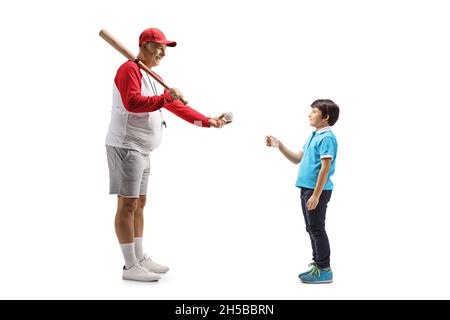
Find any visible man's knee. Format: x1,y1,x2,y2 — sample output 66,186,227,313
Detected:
118,197,139,215
138,195,146,210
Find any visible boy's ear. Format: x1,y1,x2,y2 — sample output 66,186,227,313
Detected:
323,114,330,121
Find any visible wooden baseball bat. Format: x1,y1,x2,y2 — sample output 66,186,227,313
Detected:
99,29,187,104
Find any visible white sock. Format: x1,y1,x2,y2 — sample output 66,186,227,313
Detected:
134,237,145,261
120,242,137,269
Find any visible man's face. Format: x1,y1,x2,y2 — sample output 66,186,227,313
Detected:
308,107,328,128
144,42,167,67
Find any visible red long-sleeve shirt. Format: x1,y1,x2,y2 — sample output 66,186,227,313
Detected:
106,61,210,153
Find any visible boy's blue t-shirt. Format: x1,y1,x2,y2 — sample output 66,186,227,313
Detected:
296,127,338,190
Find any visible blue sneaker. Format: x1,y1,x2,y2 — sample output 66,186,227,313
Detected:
298,263,317,279
300,265,333,283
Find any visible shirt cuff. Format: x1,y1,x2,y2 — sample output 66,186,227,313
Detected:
163,91,174,103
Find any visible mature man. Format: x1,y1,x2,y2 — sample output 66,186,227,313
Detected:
105,27,229,281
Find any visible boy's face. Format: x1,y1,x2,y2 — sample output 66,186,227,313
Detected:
308,107,329,128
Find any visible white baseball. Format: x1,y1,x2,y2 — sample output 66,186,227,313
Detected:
224,112,233,121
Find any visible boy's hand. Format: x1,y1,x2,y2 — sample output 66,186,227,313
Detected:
266,135,280,148
307,194,320,211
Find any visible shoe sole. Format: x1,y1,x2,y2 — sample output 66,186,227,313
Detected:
122,277,160,282
300,280,333,284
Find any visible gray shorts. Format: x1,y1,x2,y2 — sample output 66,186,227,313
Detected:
106,145,150,198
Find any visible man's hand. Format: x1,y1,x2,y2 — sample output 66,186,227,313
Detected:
265,135,280,148
307,194,320,211
208,113,232,128
169,88,186,103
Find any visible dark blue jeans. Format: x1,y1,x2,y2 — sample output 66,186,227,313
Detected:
300,188,332,269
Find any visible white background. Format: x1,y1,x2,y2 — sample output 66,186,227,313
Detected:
0,0,449,299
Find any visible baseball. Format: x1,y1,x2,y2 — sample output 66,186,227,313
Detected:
224,112,233,121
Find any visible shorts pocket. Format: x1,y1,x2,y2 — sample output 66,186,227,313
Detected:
116,148,131,162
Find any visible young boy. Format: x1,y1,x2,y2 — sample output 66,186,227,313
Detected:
266,99,339,283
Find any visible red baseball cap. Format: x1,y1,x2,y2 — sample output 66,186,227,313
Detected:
139,28,177,47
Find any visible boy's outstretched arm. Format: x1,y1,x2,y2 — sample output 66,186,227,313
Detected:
266,135,303,164
306,158,331,211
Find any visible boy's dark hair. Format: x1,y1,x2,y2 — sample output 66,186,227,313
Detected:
311,99,340,126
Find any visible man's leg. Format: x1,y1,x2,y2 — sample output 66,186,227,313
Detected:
134,194,169,274
115,195,160,281
134,195,146,238
115,196,139,268
115,196,138,243
107,146,160,281
134,195,146,261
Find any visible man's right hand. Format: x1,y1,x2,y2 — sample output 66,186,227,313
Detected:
169,88,184,102
265,135,280,148
208,113,232,128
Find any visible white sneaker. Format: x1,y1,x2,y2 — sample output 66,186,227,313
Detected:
140,254,169,273
122,262,161,282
